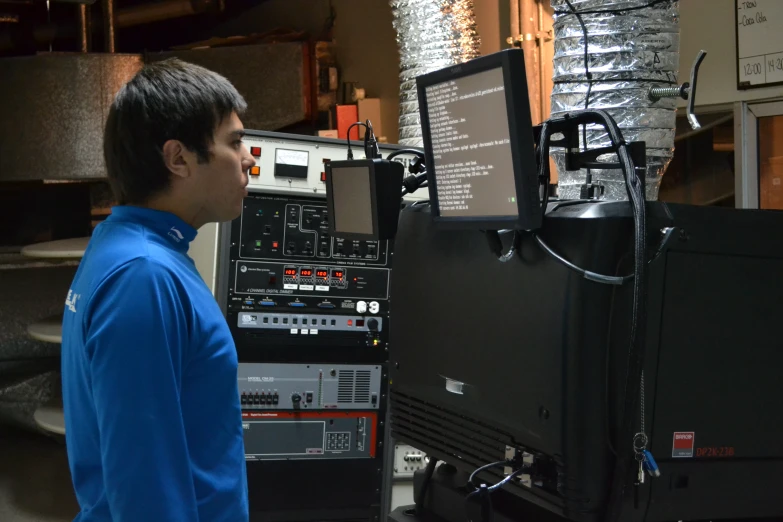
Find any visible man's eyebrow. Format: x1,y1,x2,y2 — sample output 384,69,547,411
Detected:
230,129,246,138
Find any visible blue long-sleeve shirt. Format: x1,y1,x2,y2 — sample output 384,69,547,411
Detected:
61,205,248,522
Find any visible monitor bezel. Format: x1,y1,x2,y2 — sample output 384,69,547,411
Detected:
325,159,380,241
416,49,541,230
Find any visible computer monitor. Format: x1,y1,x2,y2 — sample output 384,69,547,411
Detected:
416,48,541,230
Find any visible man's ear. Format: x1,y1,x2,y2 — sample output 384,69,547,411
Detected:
162,139,191,180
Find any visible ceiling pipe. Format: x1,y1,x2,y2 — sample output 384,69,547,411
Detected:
0,0,222,52
101,0,114,52
76,2,88,52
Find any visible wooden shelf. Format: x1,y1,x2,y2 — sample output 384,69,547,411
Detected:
21,237,89,259
34,398,65,435
27,314,63,344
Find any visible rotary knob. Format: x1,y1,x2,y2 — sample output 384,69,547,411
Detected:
291,393,302,409
367,319,379,331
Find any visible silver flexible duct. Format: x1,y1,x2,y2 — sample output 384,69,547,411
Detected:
550,0,680,201
390,0,481,146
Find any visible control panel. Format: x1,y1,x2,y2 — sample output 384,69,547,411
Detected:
238,363,383,410
232,262,388,305
241,130,427,203
242,411,377,460
239,199,387,261
224,193,391,360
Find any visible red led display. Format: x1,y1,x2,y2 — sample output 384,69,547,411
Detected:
316,270,328,279
300,268,313,277
332,270,344,279
284,268,297,276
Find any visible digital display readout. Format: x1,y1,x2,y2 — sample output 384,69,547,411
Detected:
300,268,313,277
316,270,329,279
331,270,344,279
284,268,297,276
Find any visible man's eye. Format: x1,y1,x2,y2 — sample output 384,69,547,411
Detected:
233,140,243,149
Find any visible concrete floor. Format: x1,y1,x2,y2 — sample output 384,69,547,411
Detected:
0,425,414,522
0,427,78,522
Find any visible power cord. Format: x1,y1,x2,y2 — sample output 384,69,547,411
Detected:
464,460,528,522
533,234,632,285
346,119,380,160
388,148,428,197
414,457,439,515
345,121,369,160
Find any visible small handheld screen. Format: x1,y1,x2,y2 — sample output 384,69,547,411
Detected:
330,166,374,235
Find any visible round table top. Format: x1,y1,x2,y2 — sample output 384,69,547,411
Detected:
34,399,65,435
21,237,90,259
27,314,63,344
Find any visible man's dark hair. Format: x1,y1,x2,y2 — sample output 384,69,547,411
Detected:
104,58,247,205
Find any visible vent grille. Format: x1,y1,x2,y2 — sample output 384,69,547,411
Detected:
390,390,509,472
355,370,371,403
338,370,354,403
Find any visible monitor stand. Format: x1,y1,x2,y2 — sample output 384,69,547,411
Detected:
388,462,566,522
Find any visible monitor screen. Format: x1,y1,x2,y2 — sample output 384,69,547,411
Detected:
423,66,518,219
330,165,374,235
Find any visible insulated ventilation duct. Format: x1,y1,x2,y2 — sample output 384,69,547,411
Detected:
390,0,481,146
550,0,680,201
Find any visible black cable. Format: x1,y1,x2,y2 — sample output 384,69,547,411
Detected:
415,457,439,515
363,119,381,159
533,234,632,285
535,108,647,522
537,120,552,221
387,148,426,161
465,485,493,522
553,0,670,15
345,122,369,160
484,231,518,262
581,110,647,522
563,0,593,186
465,461,527,522
402,172,428,195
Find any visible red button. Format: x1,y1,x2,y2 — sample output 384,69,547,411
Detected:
250,146,261,157
321,172,327,182
347,319,353,326
272,241,279,248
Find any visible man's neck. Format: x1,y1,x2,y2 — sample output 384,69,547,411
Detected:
138,195,208,230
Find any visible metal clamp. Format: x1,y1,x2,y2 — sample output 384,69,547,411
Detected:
649,50,707,130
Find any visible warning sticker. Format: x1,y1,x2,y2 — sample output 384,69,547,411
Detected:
672,432,695,458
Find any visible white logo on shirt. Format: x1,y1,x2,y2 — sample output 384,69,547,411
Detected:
65,289,80,313
168,227,184,242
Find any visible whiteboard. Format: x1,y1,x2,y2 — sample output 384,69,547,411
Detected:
736,0,783,89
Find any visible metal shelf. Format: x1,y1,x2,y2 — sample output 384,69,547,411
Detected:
34,398,65,435
21,237,89,259
27,314,63,344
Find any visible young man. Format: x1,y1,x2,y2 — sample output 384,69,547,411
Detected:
61,58,255,521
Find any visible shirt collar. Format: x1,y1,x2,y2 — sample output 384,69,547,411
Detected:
107,205,198,250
